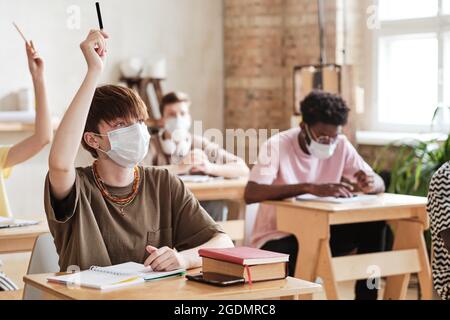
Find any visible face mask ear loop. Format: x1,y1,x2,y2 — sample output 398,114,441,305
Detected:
89,132,109,155
304,125,315,146
96,146,108,155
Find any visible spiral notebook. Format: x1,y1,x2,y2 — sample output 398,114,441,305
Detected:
47,262,186,291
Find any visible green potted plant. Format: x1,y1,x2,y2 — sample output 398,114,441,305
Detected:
374,104,450,196
374,136,450,196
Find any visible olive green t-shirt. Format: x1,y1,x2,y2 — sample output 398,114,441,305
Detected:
44,166,224,271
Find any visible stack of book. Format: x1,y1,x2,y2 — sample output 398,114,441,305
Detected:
199,247,290,284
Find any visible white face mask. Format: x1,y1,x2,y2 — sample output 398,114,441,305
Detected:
165,115,191,133
96,123,150,168
305,126,337,160
160,129,191,158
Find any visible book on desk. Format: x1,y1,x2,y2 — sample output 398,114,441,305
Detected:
199,247,289,284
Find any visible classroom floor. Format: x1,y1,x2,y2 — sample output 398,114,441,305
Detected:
0,253,441,300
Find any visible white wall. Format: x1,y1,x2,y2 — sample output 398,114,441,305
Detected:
0,0,224,218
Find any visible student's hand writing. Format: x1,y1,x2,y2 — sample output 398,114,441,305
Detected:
144,245,188,271
26,41,44,80
354,170,375,194
309,183,354,198
80,29,109,72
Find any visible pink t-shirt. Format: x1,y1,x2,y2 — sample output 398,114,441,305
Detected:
250,127,373,248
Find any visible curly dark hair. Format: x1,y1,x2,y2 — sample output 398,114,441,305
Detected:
300,90,350,126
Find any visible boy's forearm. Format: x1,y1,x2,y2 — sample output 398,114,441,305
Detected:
208,162,249,179
180,233,234,269
32,76,52,145
50,71,100,169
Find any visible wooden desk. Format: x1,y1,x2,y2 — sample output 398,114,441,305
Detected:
185,179,248,243
267,193,432,300
23,269,322,300
0,221,49,254
185,179,248,221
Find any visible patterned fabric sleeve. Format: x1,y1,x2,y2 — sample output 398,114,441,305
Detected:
427,162,450,300
428,164,450,235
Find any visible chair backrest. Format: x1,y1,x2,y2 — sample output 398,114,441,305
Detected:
23,233,59,300
218,220,245,244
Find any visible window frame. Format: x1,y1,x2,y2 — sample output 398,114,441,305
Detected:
367,0,450,132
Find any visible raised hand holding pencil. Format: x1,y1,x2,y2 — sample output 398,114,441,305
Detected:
3,23,52,169
13,22,43,80
49,1,110,198
26,41,44,80
80,29,109,72
79,2,108,73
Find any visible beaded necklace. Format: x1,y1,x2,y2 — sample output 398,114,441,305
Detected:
91,160,140,216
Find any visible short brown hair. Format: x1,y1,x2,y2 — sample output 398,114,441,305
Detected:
160,92,191,115
82,85,149,158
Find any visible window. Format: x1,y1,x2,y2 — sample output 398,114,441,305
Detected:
378,34,438,125
444,0,450,15
379,0,438,20
444,33,450,105
372,0,450,131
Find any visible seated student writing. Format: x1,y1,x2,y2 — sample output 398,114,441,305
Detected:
46,30,233,272
427,164,450,300
244,91,386,300
0,41,53,218
143,92,249,221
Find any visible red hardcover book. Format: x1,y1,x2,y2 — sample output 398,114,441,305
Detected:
198,247,289,266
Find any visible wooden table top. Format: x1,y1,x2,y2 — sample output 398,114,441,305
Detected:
0,220,49,241
266,193,427,213
184,178,248,202
23,269,322,300
184,178,248,191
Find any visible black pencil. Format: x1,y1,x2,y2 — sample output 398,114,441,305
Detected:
96,2,104,30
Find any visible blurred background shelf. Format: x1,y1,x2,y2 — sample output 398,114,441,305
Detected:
0,112,60,132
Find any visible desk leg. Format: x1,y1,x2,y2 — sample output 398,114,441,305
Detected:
276,207,336,300
416,232,433,300
226,199,246,221
316,240,339,300
384,220,432,300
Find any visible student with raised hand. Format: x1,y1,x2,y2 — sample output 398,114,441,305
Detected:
0,41,53,217
143,92,249,221
46,30,233,272
244,91,386,300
